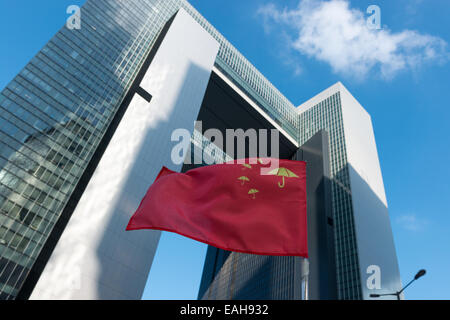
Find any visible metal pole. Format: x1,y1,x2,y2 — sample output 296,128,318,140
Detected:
304,277,309,300
301,258,310,300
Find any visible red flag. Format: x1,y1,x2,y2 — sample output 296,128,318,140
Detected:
126,158,308,257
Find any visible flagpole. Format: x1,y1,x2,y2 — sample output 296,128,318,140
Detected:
301,258,310,300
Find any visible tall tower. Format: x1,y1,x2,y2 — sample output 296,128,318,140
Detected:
0,0,171,299
297,82,401,299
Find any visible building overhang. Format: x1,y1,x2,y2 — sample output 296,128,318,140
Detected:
193,68,299,162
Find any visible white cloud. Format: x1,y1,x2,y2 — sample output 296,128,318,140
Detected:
257,0,448,79
395,214,428,232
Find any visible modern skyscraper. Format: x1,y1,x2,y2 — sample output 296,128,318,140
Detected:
0,0,401,299
297,82,401,299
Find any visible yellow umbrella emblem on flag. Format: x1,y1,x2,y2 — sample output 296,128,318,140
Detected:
248,189,259,199
267,167,299,188
237,176,250,185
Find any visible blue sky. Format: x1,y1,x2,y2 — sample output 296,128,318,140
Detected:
1,1,449,300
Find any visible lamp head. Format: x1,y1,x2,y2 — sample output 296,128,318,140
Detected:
414,269,426,280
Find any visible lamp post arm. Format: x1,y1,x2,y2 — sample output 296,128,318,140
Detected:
375,293,399,297
398,278,415,295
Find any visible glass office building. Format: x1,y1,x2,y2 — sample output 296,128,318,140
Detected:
198,249,302,300
297,92,361,299
0,0,162,299
0,0,400,299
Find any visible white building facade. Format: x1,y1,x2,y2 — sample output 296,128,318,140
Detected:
298,82,402,299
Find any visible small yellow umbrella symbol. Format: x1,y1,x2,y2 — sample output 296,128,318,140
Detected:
237,176,250,185
248,189,259,199
267,167,299,188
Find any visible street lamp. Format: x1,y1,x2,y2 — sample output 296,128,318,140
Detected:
369,269,426,300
